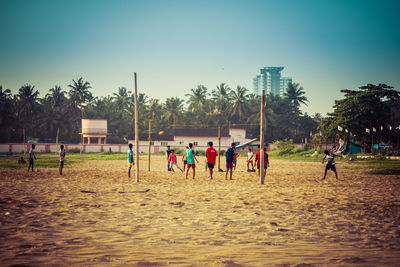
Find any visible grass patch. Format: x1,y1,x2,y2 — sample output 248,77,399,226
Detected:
347,158,400,175
268,149,324,161
0,152,129,169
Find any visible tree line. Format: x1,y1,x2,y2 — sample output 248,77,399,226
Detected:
0,78,319,144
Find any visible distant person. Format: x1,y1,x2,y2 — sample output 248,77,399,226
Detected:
27,144,37,172
128,143,135,178
185,143,199,179
18,157,26,164
182,146,188,171
233,151,239,170
206,141,217,179
247,148,254,170
255,145,269,178
168,149,183,172
59,145,66,175
166,145,172,171
322,149,342,180
225,143,236,180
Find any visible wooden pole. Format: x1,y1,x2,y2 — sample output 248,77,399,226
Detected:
260,90,265,184
55,128,59,154
148,120,151,171
23,128,26,155
218,125,221,171
134,72,140,183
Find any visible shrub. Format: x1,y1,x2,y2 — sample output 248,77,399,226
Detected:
68,147,81,153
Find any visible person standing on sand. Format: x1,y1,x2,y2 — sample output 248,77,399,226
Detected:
182,146,188,172
127,144,135,178
169,149,183,172
255,145,269,179
185,143,199,179
206,141,217,179
247,148,254,170
166,145,172,171
225,143,235,180
59,144,66,175
322,149,342,180
27,144,37,172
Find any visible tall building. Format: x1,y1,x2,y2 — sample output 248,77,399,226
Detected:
280,77,292,95
253,67,291,96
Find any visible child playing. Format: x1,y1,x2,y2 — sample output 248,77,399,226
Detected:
182,146,188,172
247,148,254,170
166,145,172,171
233,151,239,170
128,144,135,178
18,157,26,164
255,145,269,179
185,143,199,179
27,144,37,172
225,143,236,180
59,144,66,175
168,149,183,172
322,149,342,180
206,141,217,179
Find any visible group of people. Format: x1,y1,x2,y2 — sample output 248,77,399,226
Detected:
22,144,66,175
147,143,271,180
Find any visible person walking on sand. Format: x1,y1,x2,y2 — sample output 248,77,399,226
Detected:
169,149,183,172
206,141,217,179
127,143,135,178
247,148,254,170
225,143,236,180
185,143,199,179
59,144,66,175
255,145,269,179
166,145,172,171
182,146,188,172
322,149,342,180
27,144,37,172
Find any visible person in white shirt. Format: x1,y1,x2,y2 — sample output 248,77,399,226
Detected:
247,148,254,170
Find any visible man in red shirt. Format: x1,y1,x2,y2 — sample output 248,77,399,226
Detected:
255,145,269,178
206,141,217,179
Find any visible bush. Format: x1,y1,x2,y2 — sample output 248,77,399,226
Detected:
68,147,81,153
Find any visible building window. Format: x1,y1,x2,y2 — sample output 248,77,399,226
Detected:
179,141,184,145
193,142,198,146
235,142,240,146
161,142,168,146
150,141,154,145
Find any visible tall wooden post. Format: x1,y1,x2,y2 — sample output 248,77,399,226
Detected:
148,120,151,171
134,72,140,183
55,128,59,154
260,90,265,184
23,128,26,155
218,126,221,171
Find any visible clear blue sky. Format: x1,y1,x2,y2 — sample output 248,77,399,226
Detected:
1,0,399,116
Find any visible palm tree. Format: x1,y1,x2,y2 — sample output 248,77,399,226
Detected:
45,86,66,108
17,84,40,139
163,97,184,127
284,82,308,107
68,77,93,113
185,85,208,112
211,83,231,121
229,86,249,122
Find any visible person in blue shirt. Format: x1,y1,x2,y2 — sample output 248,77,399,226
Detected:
225,143,236,180
127,144,135,178
27,144,37,172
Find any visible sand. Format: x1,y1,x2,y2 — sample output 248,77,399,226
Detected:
0,155,399,266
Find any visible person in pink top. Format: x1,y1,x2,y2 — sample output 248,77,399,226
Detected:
168,150,183,172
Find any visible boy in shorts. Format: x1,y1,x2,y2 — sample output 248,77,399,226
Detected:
206,141,217,179
255,145,269,178
247,148,254,170
128,144,135,178
27,144,37,172
225,143,235,180
182,146,188,171
185,143,199,179
168,149,183,172
59,144,66,175
322,149,342,180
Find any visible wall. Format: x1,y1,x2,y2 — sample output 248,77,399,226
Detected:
81,119,107,134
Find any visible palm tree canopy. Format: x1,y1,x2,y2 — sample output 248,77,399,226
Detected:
68,77,93,107
284,82,308,106
185,85,208,112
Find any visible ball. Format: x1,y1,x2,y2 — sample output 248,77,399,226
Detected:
158,131,164,135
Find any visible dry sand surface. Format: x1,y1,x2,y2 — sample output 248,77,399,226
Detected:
1,155,400,266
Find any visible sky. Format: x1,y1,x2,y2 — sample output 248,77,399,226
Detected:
1,0,399,116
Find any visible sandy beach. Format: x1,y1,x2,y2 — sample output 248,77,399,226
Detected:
1,155,399,266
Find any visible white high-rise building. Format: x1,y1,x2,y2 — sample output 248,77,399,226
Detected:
253,67,292,96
